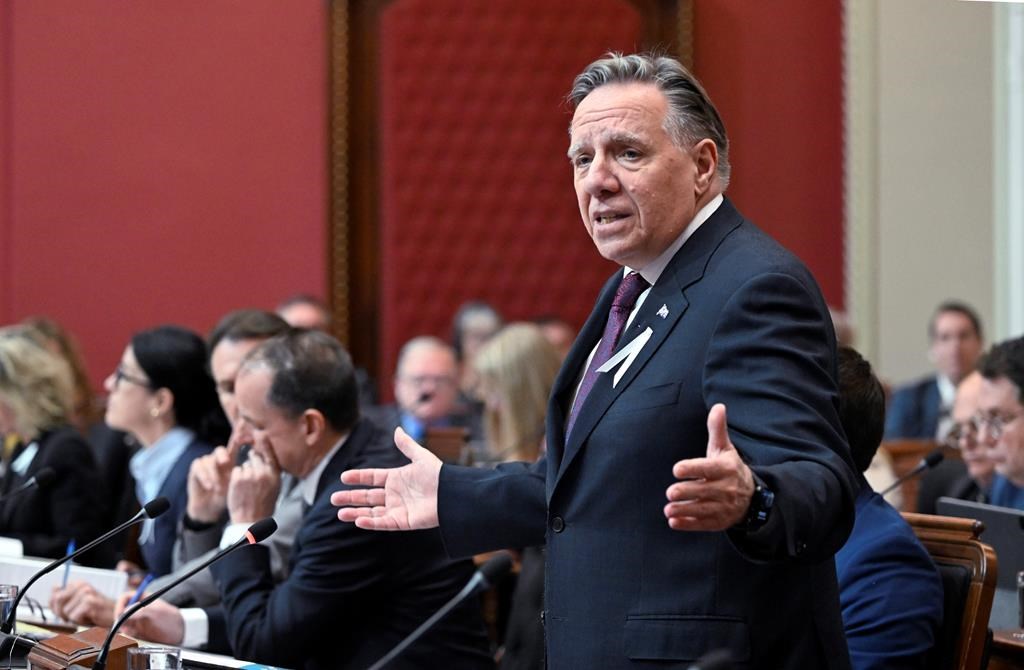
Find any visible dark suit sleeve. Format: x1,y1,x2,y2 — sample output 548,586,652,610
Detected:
884,386,920,439
209,506,389,666
437,458,548,558
701,272,859,562
838,527,943,669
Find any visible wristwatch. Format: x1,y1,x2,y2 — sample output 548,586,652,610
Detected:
738,474,774,532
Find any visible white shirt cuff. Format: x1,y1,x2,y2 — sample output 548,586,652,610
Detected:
219,522,249,549
180,607,209,649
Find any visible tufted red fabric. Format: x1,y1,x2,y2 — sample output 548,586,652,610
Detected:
376,0,641,392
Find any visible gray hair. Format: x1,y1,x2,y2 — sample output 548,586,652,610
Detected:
569,52,731,187
396,336,456,376
241,330,359,433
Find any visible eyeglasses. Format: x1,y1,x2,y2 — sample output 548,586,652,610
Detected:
112,365,152,389
398,375,455,388
944,420,978,450
969,412,1024,440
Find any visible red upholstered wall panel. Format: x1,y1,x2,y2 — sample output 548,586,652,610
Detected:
693,0,844,308
376,0,637,381
0,2,327,389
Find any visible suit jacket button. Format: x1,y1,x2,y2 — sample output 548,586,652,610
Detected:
551,516,565,533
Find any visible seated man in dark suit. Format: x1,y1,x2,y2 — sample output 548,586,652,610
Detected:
885,301,983,440
119,330,493,670
364,335,479,442
835,346,943,670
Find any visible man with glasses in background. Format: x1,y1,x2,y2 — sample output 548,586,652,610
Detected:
916,371,994,513
364,336,478,443
976,336,1024,509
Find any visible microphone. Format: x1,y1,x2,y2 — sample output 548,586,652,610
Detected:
367,552,514,670
0,466,56,504
879,449,945,497
91,517,278,670
0,496,170,635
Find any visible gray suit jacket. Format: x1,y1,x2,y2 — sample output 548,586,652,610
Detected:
151,473,304,606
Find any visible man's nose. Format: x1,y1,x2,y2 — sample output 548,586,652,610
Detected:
233,422,254,445
582,156,619,196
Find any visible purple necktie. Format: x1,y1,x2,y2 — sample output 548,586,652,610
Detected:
566,271,650,438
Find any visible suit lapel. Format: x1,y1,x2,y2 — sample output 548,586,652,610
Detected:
550,198,745,491
546,273,620,482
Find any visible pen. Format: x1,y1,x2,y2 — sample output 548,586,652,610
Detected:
61,539,75,588
127,573,154,607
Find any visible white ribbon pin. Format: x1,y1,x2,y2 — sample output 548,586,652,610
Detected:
597,327,653,387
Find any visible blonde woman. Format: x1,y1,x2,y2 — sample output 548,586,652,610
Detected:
0,327,108,563
472,323,559,669
473,323,561,463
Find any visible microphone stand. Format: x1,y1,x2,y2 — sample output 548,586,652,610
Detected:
91,518,277,670
0,499,169,668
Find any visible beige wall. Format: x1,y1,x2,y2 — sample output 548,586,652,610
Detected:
851,0,995,386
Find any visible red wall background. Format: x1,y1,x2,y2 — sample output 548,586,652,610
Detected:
0,0,843,397
0,1,328,390
694,0,844,306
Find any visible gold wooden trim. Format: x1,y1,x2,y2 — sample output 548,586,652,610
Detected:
677,0,694,71
328,0,350,346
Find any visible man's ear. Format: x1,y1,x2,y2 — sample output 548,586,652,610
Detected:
303,409,327,445
692,138,718,195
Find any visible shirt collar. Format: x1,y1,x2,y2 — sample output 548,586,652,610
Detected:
130,427,194,503
130,426,193,545
936,374,957,408
627,193,724,286
300,432,350,507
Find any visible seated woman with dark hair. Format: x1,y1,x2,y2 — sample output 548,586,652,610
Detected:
104,325,229,577
0,327,109,565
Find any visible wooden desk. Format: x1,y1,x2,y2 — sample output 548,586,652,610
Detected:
990,629,1024,669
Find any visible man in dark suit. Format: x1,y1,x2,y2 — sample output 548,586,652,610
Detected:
834,346,943,670
364,335,479,443
334,53,858,669
120,330,493,670
885,301,984,440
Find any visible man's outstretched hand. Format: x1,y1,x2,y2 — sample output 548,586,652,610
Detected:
664,403,756,531
331,427,443,531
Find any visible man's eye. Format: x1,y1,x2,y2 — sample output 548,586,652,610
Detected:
621,149,641,160
572,155,592,169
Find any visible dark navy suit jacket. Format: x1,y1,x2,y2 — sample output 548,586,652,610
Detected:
206,418,493,670
884,377,941,439
139,439,213,577
836,483,943,670
0,427,110,566
438,199,859,669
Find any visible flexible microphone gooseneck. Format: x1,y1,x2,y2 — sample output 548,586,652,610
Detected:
90,517,278,670
0,497,170,636
366,552,514,670
879,449,944,497
0,467,56,505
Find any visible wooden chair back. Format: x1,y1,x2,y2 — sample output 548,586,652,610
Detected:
903,512,997,670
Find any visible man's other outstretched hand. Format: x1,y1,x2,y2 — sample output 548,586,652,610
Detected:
331,427,443,531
